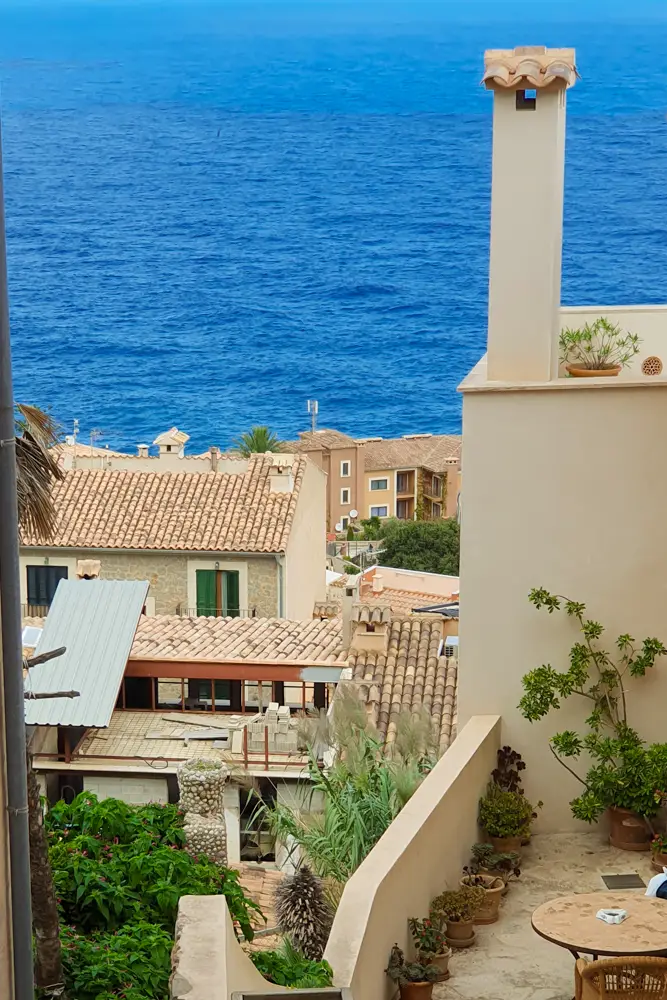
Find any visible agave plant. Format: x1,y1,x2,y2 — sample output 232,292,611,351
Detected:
275,866,333,960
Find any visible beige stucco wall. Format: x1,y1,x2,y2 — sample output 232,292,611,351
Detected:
559,304,667,379
20,549,278,617
171,895,287,1000
362,565,459,598
487,85,566,382
324,716,501,1000
363,467,397,519
459,382,667,831
284,460,326,618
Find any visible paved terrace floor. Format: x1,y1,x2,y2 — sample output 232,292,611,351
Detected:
436,832,657,1000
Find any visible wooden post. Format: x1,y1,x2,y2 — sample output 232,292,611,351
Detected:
264,725,269,770
180,678,185,711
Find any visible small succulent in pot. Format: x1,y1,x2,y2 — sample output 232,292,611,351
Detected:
470,843,521,885
431,886,485,948
559,318,640,377
386,944,440,999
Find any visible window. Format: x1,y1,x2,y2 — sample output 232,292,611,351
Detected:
516,89,537,110
196,569,240,616
396,473,409,493
166,445,172,452
341,488,350,504
431,476,442,497
370,506,388,518
370,478,388,491
432,503,442,518
26,565,68,609
341,516,349,529
340,460,350,477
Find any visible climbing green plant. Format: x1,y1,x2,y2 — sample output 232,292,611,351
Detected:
519,589,667,823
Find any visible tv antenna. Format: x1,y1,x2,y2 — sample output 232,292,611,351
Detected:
307,399,318,435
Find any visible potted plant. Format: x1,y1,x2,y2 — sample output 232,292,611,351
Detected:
431,886,485,949
407,917,451,982
520,589,667,849
470,843,521,896
385,944,439,1000
651,834,667,873
460,867,504,924
559,318,640,378
478,785,535,854
492,745,537,845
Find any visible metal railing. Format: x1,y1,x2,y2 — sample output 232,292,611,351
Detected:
22,604,50,619
176,605,259,618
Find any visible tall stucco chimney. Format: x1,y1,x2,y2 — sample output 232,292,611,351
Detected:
341,583,357,650
209,446,219,472
483,46,577,382
137,444,149,458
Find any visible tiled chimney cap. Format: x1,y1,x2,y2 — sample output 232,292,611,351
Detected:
482,46,578,91
352,604,391,625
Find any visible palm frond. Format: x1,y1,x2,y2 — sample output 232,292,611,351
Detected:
15,404,63,540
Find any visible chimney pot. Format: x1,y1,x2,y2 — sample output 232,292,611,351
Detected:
137,444,149,458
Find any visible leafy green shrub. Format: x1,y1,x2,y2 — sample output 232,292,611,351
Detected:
431,886,485,924
478,786,534,838
519,589,667,823
45,793,261,1000
61,922,173,1000
250,939,333,987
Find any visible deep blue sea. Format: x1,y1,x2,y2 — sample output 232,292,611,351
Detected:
1,0,667,453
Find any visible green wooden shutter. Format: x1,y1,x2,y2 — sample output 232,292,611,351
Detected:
196,570,217,616
223,571,240,617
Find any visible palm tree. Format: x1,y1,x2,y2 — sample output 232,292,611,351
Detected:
13,404,63,991
15,404,63,538
234,425,281,457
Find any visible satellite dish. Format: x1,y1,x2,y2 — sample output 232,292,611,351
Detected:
349,509,358,519
335,522,343,532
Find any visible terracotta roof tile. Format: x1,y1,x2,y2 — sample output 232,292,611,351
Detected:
361,587,452,617
362,434,461,472
22,455,306,553
131,615,346,665
281,429,358,452
349,618,457,752
483,46,577,90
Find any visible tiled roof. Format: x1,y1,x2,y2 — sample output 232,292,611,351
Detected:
362,434,461,472
362,587,449,617
282,429,358,452
237,864,284,934
131,615,346,665
349,618,457,752
21,455,306,553
153,427,190,446
53,443,129,459
483,46,577,90
73,709,308,768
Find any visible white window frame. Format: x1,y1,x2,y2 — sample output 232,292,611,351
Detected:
369,477,388,492
340,460,351,478
431,475,442,496
369,505,389,518
432,502,442,518
340,487,350,504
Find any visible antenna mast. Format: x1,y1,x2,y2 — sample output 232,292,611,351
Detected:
307,399,318,435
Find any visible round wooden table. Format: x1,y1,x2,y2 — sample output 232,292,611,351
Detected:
532,892,667,960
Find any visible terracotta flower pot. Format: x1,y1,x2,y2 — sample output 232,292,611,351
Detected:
445,919,475,949
608,806,651,852
651,850,667,873
460,875,504,924
399,982,434,1000
483,868,511,895
422,951,451,983
488,835,523,855
565,363,622,378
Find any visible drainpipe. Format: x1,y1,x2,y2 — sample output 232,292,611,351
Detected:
275,556,285,617
0,114,35,999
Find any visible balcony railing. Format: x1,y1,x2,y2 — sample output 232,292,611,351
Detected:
22,604,50,619
176,605,259,618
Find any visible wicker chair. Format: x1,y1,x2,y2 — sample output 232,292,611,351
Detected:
575,958,667,999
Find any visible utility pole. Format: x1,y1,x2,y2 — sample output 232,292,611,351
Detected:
307,399,318,435
0,111,35,998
